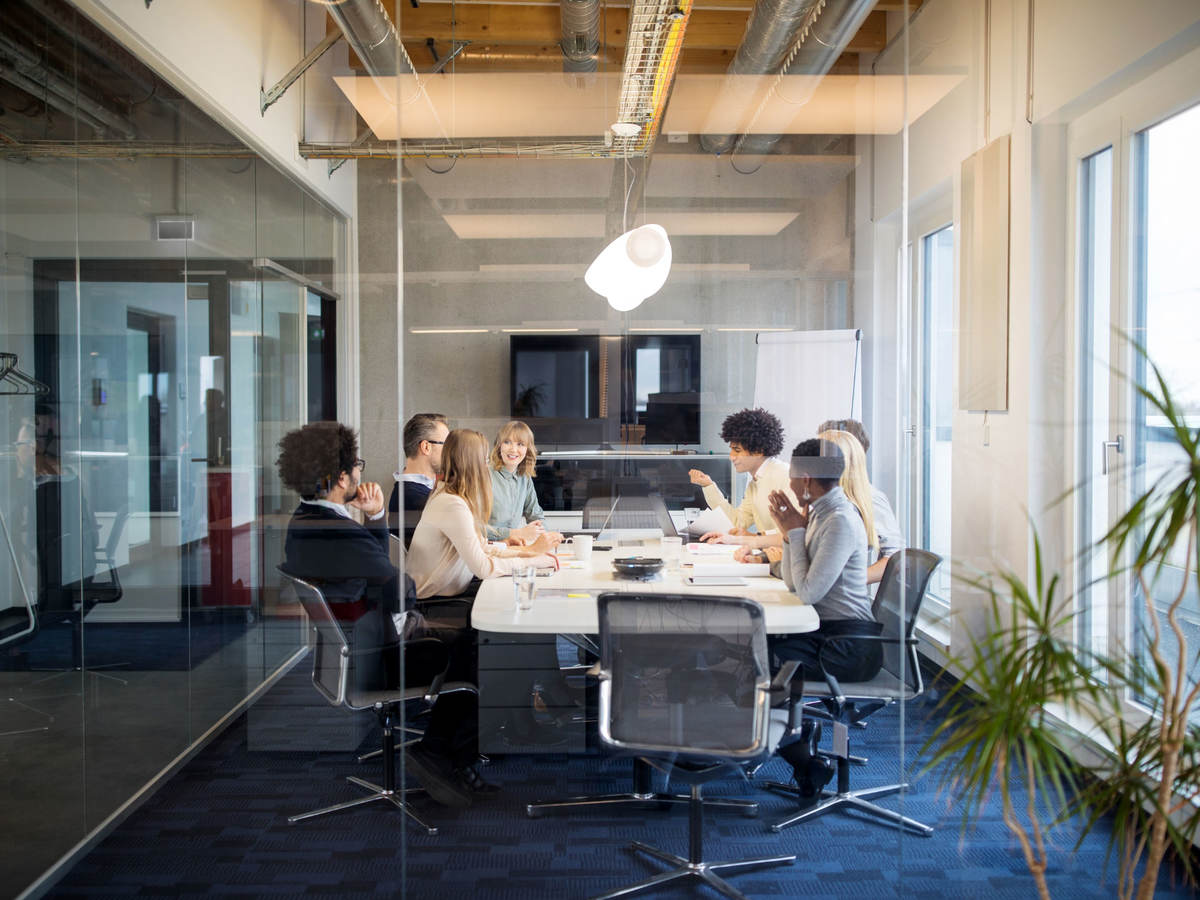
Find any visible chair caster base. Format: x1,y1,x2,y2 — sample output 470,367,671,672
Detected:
526,792,758,819
289,776,438,835
588,840,795,900
764,780,933,836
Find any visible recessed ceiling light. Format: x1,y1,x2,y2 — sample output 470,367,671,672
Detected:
409,328,491,334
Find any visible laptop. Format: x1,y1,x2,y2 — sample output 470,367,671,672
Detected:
571,493,679,539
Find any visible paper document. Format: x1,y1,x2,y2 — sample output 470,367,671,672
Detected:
691,562,771,577
685,507,733,537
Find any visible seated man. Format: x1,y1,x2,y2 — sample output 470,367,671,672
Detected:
687,407,798,549
766,438,881,805
817,417,905,584
388,413,450,548
277,421,488,808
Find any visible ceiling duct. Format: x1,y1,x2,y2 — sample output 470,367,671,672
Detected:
0,32,137,139
698,0,874,158
560,0,601,74
326,0,413,77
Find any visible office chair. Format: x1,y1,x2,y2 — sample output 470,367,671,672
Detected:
588,592,796,900
29,496,128,690
1,506,53,736
281,572,476,836
765,549,941,836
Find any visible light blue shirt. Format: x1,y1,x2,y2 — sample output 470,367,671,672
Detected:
486,467,545,540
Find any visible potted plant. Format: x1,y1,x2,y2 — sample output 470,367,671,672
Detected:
923,350,1200,899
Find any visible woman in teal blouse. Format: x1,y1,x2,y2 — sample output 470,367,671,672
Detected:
486,420,562,545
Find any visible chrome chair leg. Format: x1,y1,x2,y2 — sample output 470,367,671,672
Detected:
587,784,793,900
765,779,932,836
289,775,437,835
528,758,758,818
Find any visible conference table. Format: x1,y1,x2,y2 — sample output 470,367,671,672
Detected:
470,540,819,752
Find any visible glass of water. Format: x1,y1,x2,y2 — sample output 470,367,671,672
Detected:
513,563,537,611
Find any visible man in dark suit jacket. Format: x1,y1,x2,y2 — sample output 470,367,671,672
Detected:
278,421,486,808
387,413,449,547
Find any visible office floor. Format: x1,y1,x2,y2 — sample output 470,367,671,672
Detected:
42,665,1198,900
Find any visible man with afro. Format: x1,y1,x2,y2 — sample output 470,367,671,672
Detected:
688,407,799,550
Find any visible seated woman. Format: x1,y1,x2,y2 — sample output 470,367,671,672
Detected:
485,420,562,545
817,428,896,583
408,428,559,600
766,438,881,803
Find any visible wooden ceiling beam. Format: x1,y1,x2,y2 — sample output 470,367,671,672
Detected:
393,7,885,54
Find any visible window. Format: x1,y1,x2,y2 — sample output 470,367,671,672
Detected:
1130,102,1200,699
1076,146,1114,660
917,224,955,603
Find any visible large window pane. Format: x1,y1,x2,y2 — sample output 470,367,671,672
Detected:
1132,102,1200,701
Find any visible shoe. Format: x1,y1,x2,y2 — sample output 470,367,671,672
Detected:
405,745,473,809
794,756,836,808
455,764,501,795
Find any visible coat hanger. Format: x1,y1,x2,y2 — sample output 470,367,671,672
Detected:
0,352,49,397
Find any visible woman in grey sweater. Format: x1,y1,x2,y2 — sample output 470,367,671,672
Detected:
768,437,882,684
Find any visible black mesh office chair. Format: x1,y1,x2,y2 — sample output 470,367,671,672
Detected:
765,549,941,836
282,572,476,836
588,592,796,900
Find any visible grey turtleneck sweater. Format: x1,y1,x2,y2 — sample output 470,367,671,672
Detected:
781,485,872,623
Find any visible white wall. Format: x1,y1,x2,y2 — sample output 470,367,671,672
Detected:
865,0,1200,652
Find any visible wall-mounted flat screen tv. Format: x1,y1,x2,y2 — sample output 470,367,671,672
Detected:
510,334,700,445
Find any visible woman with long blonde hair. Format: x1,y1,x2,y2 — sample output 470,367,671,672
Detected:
486,420,561,544
408,428,558,599
818,428,898,584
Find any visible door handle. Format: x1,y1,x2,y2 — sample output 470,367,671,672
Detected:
1101,435,1124,475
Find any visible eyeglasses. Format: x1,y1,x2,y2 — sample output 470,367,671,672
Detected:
354,458,366,470
424,440,445,446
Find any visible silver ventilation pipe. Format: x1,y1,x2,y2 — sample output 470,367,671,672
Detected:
325,0,413,77
560,0,601,74
699,0,874,158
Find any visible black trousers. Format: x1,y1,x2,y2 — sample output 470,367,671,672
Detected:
769,618,884,684
406,617,479,768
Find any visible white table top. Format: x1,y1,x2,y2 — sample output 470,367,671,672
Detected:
471,545,820,635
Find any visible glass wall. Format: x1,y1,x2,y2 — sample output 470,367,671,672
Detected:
0,3,344,894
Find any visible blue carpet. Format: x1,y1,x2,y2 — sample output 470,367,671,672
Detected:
15,616,249,672
47,667,1197,899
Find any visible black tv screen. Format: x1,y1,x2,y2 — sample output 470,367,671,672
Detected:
510,334,700,445
510,335,601,418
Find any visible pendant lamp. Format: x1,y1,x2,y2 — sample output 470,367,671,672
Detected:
584,223,672,311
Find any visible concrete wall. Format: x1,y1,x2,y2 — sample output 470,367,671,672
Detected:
357,150,859,475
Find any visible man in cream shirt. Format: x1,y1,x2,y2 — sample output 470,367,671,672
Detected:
688,407,799,550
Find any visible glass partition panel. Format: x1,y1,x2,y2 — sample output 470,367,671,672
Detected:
0,2,335,893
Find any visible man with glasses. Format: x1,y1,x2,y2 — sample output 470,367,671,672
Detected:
278,421,398,691
278,420,488,808
389,413,450,548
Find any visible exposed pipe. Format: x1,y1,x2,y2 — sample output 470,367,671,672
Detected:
0,33,138,139
699,0,874,158
560,0,601,74
324,0,414,77
0,62,116,139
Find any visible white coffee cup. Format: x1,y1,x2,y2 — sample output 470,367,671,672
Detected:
571,534,593,562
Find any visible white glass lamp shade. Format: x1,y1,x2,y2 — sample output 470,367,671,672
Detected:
585,224,672,311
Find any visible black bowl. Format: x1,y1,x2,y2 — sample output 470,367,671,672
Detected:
611,556,665,578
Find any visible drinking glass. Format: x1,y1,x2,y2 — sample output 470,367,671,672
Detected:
513,564,537,611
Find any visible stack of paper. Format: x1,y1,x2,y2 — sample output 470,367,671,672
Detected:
691,561,771,577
